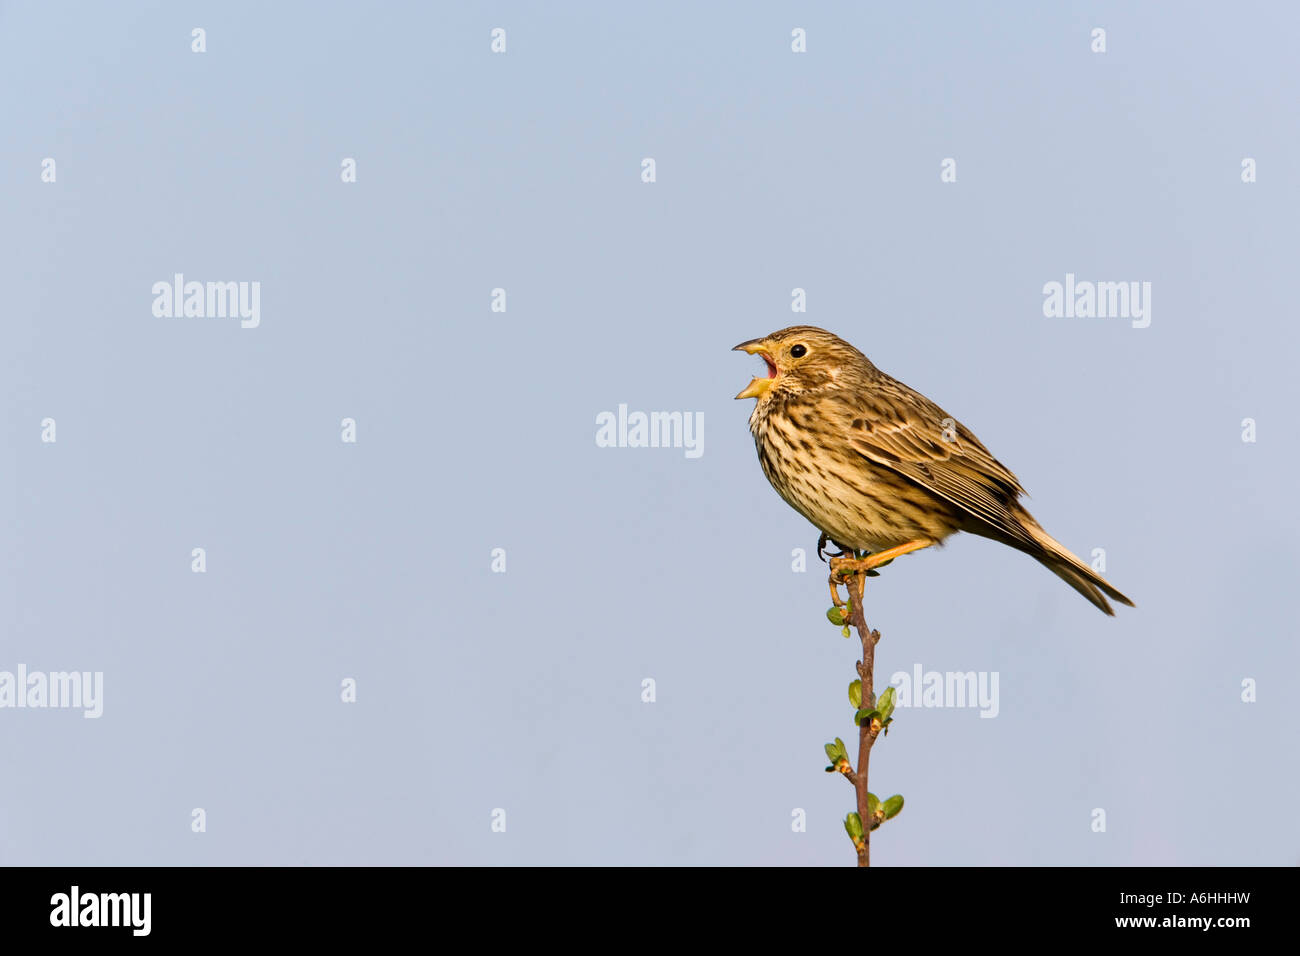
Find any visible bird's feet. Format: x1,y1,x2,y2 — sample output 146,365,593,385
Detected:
829,554,884,582
830,539,935,583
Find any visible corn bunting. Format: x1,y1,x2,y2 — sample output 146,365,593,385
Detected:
734,326,1134,614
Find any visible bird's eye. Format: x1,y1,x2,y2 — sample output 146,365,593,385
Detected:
790,344,807,358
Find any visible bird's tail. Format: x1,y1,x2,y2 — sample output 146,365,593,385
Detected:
1020,522,1135,616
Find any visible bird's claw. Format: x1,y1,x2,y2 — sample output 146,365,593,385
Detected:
817,532,855,564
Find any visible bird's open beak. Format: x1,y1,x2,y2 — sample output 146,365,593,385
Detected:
733,339,777,399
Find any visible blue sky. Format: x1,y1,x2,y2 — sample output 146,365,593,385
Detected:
1,1,1296,865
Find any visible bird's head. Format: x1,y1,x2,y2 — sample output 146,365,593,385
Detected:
732,326,867,400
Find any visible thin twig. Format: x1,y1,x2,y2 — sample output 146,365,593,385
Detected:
844,571,881,867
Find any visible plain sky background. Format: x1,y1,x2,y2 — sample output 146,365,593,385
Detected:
2,2,1297,866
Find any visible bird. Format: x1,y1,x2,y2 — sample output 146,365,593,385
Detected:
733,326,1134,615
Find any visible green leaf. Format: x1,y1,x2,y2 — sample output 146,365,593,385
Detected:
855,708,881,727
844,812,863,842
834,737,847,757
848,680,862,709
877,686,897,722
866,792,880,817
824,742,841,763
841,625,851,639
826,607,845,626
883,795,904,819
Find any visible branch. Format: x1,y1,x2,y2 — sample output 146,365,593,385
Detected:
844,570,880,868
821,540,905,867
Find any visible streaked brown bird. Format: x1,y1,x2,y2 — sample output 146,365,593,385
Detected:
734,326,1134,614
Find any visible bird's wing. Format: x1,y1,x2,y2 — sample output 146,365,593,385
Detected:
836,383,1037,548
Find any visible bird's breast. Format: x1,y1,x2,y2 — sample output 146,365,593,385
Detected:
747,397,957,551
